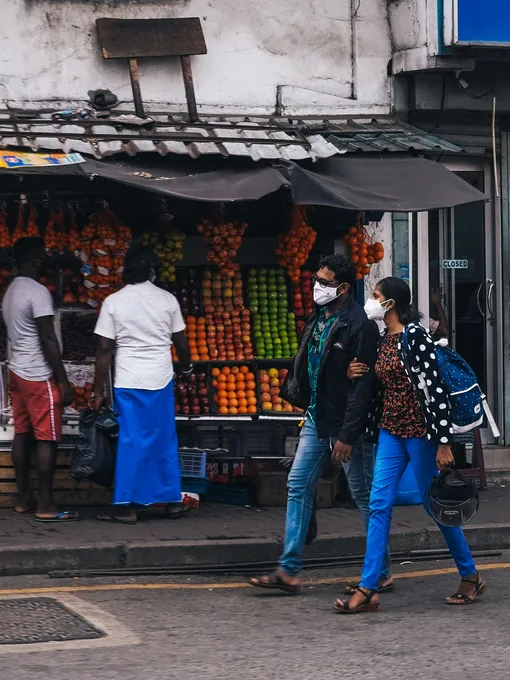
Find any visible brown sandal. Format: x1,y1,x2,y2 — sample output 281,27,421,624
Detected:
248,572,301,595
334,586,380,614
446,574,486,605
344,579,394,595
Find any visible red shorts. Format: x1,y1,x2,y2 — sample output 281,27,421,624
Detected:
9,371,63,441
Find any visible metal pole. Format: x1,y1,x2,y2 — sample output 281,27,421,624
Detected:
180,55,199,122
128,58,145,119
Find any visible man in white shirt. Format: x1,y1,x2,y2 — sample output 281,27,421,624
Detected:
93,245,191,524
3,237,77,522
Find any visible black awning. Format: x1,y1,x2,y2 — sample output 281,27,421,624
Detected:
285,156,489,211
82,157,289,202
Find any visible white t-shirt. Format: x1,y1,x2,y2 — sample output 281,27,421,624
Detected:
3,277,55,381
94,281,186,390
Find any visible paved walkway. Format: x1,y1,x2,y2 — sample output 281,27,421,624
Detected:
1,484,507,548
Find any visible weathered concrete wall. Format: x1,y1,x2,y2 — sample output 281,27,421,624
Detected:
0,0,392,115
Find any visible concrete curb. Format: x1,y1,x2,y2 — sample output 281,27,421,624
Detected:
1,523,509,576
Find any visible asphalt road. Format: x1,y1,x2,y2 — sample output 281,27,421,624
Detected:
0,555,508,680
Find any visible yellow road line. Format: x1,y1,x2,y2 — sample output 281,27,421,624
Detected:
0,562,506,597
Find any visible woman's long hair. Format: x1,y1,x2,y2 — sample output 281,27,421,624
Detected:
377,276,422,325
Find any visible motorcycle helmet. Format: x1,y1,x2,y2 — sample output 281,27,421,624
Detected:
428,470,479,527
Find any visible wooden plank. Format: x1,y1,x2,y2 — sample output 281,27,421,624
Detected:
0,453,71,466
96,18,207,59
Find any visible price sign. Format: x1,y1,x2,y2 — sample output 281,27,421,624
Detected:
442,259,468,269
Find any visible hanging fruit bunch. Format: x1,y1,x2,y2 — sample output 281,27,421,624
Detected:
0,210,10,249
197,217,246,276
142,229,185,284
44,210,68,253
343,216,384,281
276,206,317,284
77,208,132,309
68,211,81,253
26,205,40,237
12,204,27,243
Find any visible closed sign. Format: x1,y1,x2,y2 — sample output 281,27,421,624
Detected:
442,259,468,269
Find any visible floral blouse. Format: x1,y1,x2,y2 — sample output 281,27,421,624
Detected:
375,332,426,438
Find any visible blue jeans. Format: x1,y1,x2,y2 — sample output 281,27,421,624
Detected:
279,418,392,577
360,429,477,590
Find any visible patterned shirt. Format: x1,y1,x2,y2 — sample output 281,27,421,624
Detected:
375,332,426,439
307,309,341,424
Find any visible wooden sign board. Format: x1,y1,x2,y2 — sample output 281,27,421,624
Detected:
96,17,207,59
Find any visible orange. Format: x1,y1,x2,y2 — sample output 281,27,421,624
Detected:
211,368,220,378
229,398,238,408
221,366,231,375
235,372,245,382
236,390,246,400
230,366,239,375
240,366,249,374
246,381,256,391
246,372,255,381
226,376,236,387
218,398,228,408
247,396,257,406
217,374,227,383
238,398,248,408
247,405,258,414
227,391,237,400
212,379,218,388
188,331,197,340
218,406,228,415
246,390,256,399
238,407,248,415
191,353,200,362
236,383,246,393
217,389,228,400
228,407,238,415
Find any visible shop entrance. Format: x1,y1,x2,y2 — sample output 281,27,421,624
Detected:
428,166,499,443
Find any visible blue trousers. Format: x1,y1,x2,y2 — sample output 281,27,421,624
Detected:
279,418,392,577
360,429,477,590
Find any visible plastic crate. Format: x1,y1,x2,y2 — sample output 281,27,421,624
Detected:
179,451,207,478
181,477,208,495
206,481,252,506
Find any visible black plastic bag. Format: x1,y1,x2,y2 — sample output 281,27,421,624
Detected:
71,408,118,489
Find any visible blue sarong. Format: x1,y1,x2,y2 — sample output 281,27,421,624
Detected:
113,379,181,506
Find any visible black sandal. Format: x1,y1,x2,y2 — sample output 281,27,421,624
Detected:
248,572,301,595
446,574,486,605
344,579,394,595
334,586,380,614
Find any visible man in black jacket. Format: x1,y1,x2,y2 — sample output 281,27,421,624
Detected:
249,254,391,593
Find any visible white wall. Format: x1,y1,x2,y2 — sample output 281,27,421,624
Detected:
0,0,392,115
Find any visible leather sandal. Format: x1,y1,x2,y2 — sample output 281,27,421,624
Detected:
445,573,486,605
248,572,301,595
344,578,394,595
334,586,380,614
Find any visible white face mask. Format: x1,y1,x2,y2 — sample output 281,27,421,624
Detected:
364,297,392,321
313,281,349,306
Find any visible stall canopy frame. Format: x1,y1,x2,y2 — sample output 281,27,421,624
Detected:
0,155,489,209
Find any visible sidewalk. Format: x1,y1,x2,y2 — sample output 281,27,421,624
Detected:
0,485,509,576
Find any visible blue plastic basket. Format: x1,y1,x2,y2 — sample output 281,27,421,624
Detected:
179,451,207,479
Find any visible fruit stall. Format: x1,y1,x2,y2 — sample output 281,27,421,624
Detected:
0,168,386,508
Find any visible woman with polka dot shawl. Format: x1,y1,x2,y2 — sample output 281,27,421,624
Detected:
334,277,485,614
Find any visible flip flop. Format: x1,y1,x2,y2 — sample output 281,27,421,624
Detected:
97,512,137,525
35,511,80,523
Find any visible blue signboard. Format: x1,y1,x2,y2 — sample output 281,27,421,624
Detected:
447,0,510,46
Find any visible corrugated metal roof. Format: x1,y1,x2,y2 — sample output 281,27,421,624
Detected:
0,113,340,162
327,118,464,154
0,112,463,161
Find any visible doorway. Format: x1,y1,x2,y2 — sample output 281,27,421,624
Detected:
428,167,498,442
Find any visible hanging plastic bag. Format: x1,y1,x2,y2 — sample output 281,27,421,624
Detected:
71,408,118,488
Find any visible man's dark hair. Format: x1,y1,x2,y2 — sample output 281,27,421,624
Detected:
12,237,45,269
318,254,356,289
122,244,157,285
